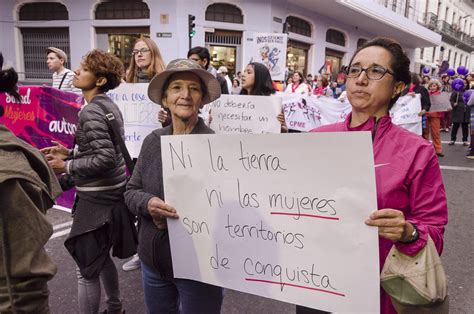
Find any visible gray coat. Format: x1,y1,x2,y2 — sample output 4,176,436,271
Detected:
124,118,214,279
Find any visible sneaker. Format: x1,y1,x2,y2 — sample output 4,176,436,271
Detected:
463,141,469,146
436,152,444,157
448,141,455,145
466,155,474,160
122,254,141,272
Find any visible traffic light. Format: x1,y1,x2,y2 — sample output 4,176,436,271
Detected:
188,14,196,38
283,21,290,34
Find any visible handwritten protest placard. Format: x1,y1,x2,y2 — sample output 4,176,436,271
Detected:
162,133,380,312
107,83,162,158
389,94,422,125
208,95,282,134
429,92,452,112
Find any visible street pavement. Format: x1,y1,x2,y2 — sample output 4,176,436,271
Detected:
45,132,473,313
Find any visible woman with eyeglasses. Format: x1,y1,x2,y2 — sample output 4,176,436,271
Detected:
301,38,448,314
123,38,167,272
126,37,166,83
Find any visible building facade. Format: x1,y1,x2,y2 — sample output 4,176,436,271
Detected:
0,0,441,84
415,0,474,76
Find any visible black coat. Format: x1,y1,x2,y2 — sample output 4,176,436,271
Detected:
450,91,471,123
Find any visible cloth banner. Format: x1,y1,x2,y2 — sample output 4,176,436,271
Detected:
207,95,282,134
282,94,352,132
162,133,380,312
0,86,82,209
249,33,288,81
429,92,452,112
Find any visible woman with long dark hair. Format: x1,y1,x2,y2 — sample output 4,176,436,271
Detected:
240,62,287,132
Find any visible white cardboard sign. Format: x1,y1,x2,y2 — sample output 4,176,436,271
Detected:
250,33,288,81
208,95,282,134
107,83,162,158
162,133,380,313
389,94,422,125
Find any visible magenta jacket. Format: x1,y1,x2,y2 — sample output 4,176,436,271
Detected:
311,113,448,314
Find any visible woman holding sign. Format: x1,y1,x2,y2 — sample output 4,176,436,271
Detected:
307,38,448,314
241,62,288,132
124,59,223,313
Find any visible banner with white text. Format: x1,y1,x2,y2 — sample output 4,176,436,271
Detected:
162,133,380,313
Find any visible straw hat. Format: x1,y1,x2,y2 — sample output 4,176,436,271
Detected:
148,58,221,106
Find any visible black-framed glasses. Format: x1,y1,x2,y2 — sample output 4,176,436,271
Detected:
346,65,395,80
132,48,151,56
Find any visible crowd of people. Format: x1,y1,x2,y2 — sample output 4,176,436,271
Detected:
0,36,456,313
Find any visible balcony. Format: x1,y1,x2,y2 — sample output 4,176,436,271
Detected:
419,13,473,52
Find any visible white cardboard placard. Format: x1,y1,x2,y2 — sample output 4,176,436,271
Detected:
162,133,380,313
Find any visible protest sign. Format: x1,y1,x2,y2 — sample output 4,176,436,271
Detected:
208,95,282,134
250,33,287,81
389,94,422,125
107,83,162,158
0,86,82,209
429,92,452,112
162,133,380,313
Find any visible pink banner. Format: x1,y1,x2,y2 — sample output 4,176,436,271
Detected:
0,86,83,209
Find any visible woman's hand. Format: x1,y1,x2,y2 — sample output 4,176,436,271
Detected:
41,140,70,160
45,154,67,174
158,108,168,124
418,109,426,116
408,92,416,97
147,196,178,229
365,208,415,242
277,113,288,133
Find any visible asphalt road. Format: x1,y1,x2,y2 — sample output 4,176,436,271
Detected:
45,132,473,313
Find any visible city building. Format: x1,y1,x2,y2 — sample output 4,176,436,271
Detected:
1,0,441,84
415,0,474,76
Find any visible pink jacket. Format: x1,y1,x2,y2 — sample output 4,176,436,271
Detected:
311,113,448,314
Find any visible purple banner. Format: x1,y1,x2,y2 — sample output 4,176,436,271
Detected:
0,86,83,209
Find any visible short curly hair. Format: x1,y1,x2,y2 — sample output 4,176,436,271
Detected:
82,49,124,92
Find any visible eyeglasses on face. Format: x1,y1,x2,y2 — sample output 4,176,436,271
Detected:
346,65,395,80
132,48,151,56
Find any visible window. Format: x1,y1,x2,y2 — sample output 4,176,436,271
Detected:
95,0,149,20
326,29,346,46
205,3,243,24
357,38,368,48
19,2,68,20
285,16,311,37
21,28,70,80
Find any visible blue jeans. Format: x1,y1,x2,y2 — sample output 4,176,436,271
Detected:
141,262,223,314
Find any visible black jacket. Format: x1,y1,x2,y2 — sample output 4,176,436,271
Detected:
64,95,127,190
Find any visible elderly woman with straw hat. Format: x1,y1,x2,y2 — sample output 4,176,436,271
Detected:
124,59,223,313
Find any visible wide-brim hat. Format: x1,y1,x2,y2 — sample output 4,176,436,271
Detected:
47,47,67,63
148,58,221,106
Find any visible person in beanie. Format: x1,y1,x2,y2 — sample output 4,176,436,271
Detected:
46,47,80,93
